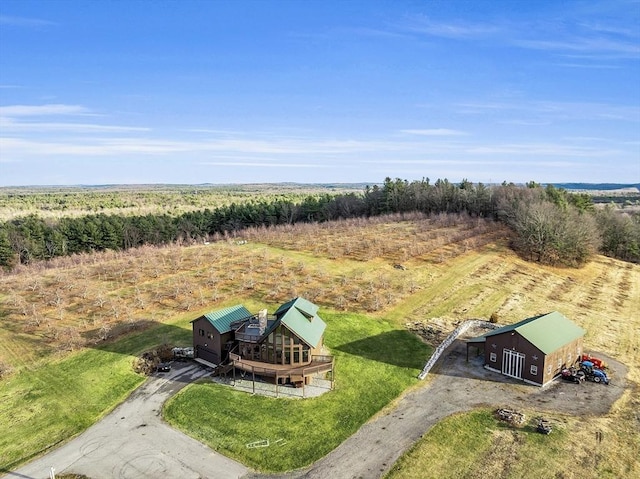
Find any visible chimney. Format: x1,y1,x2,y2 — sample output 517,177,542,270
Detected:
258,309,267,335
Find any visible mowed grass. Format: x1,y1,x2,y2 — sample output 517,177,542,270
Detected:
164,311,431,472
0,320,193,471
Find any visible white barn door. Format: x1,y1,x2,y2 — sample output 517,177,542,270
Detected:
502,349,525,379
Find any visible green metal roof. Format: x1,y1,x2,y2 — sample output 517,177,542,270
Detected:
478,311,585,354
198,298,326,347
201,304,253,334
275,296,319,317
273,297,326,348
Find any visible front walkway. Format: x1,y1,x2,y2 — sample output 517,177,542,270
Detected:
213,374,333,399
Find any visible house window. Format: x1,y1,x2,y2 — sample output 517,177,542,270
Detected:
530,365,538,375
199,329,205,336
207,332,213,339
490,352,497,362
547,365,551,374
557,358,562,369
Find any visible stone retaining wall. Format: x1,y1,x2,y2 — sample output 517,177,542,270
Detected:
418,320,500,380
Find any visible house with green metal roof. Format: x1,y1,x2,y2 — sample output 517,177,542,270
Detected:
192,298,333,388
192,304,253,365
467,311,585,386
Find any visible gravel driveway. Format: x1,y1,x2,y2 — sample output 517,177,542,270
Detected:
5,337,626,479
4,362,248,479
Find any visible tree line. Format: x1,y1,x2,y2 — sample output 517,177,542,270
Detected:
1,178,638,270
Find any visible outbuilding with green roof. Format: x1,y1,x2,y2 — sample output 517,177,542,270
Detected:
467,311,585,386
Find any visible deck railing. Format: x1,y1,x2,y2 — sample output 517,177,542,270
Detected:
229,354,334,378
234,331,264,343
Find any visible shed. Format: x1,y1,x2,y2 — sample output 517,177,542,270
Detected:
467,311,585,386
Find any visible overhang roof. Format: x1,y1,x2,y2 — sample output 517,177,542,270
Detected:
200,304,253,334
269,297,326,348
468,311,585,354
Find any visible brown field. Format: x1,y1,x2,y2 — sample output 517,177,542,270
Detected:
1,212,638,477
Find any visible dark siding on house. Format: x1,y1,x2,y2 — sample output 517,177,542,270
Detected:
192,316,224,364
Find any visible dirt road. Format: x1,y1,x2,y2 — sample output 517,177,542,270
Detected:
4,362,248,479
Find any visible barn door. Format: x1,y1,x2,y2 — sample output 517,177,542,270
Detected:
502,349,525,379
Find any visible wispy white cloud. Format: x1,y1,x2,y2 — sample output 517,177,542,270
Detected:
1,131,630,166
0,15,56,27
362,158,579,168
199,161,330,168
465,143,622,158
516,37,640,58
400,128,467,136
397,8,639,61
554,62,621,69
456,100,640,123
344,27,410,40
0,104,146,135
403,15,500,39
0,118,150,133
0,135,409,158
0,104,89,116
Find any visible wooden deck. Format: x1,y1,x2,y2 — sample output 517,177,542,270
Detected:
229,354,334,379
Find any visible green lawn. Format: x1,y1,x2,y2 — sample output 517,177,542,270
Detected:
0,321,192,471
0,310,430,473
164,311,431,472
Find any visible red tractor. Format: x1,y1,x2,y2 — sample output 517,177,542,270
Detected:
581,354,606,370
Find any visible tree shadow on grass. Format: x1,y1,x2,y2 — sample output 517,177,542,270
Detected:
84,319,191,354
334,330,431,369
82,319,207,385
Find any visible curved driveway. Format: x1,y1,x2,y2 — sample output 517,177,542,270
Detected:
247,342,627,479
5,362,248,479
6,342,626,479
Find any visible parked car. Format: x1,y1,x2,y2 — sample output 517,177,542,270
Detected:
157,362,172,372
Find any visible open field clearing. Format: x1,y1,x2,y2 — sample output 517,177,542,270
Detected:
1,214,638,476
0,184,361,221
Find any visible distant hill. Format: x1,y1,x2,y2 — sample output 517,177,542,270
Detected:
551,183,640,192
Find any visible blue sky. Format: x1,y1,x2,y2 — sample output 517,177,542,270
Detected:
0,0,639,186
